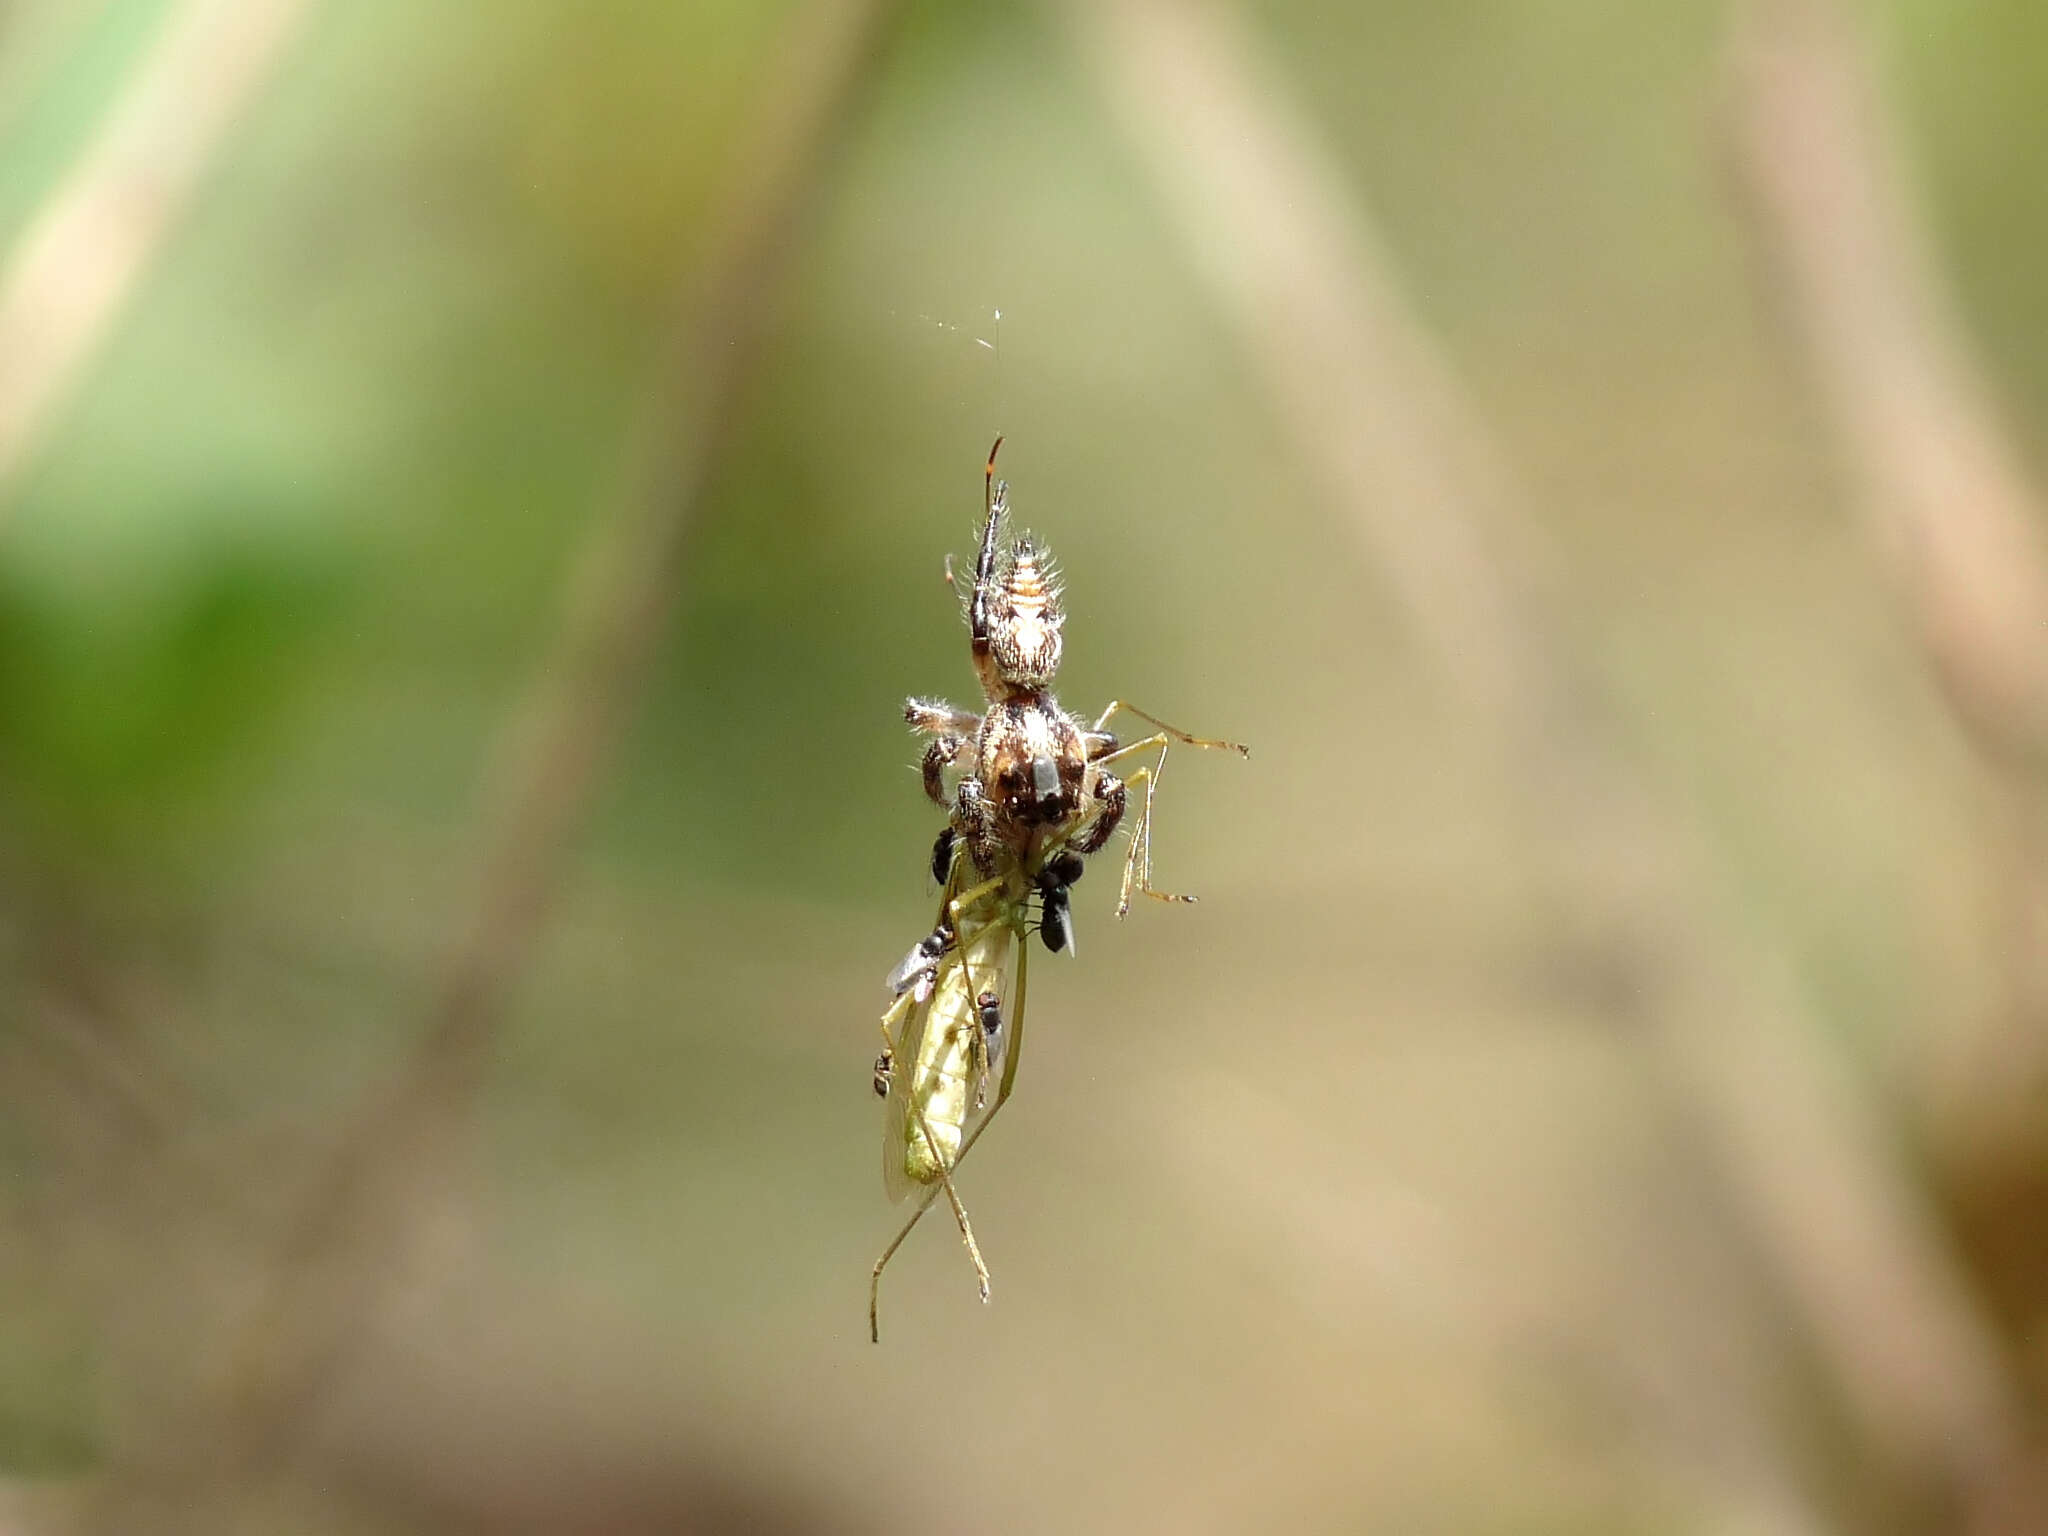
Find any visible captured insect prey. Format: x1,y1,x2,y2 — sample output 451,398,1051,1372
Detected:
868,436,1250,1343
1036,848,1085,955
884,923,951,1004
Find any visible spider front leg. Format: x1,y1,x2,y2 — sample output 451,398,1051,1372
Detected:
906,698,981,808
919,734,968,807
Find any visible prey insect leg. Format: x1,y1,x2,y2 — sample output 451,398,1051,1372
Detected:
874,983,987,1308
1090,699,1251,759
1086,712,1248,916
1108,740,1183,915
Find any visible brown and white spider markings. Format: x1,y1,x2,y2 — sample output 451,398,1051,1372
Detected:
905,436,1249,935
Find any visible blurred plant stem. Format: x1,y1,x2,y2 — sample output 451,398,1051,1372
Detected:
0,0,313,510
71,0,907,1526
1727,0,2048,1521
1727,0,2048,773
1059,0,2021,1520
1726,0,2048,1099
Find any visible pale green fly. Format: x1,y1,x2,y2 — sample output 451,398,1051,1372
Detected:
869,440,1247,1342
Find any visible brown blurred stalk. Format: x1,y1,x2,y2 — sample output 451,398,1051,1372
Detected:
76,0,907,1524
0,0,313,508
1059,0,2021,1512
1726,0,2048,1100
1726,0,2048,1517
1727,0,2048,772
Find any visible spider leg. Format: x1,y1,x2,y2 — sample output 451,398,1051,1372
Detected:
906,698,981,737
1067,771,1125,856
919,734,967,807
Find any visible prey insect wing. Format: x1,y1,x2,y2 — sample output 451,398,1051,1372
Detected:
879,876,1017,1205
884,924,948,1003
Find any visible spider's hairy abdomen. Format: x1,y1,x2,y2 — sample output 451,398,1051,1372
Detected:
983,534,1064,694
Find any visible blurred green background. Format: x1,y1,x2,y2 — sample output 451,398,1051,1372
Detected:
3,0,2047,1531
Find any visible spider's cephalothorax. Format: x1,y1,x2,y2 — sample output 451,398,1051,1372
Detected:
978,698,1087,836
906,438,1125,886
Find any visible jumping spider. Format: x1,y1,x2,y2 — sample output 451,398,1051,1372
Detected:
906,438,1248,931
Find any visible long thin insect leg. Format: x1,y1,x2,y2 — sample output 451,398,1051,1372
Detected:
936,873,1016,1151
1121,750,1175,916
936,905,995,1301
945,933,1030,1187
869,1134,983,1344
871,1024,988,1340
874,988,987,1310
870,1196,937,1344
1085,708,1246,915
1090,699,1250,758
1085,735,1192,913
939,873,1006,935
